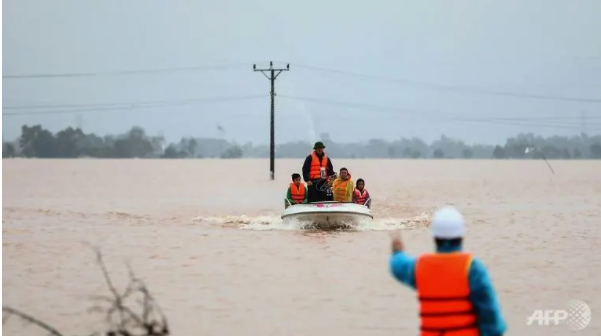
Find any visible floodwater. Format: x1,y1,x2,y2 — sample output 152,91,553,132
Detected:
2,159,601,336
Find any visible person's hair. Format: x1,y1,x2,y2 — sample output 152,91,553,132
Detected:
291,173,301,180
356,178,365,185
340,167,348,172
434,237,463,249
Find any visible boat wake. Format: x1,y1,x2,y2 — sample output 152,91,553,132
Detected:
191,212,431,231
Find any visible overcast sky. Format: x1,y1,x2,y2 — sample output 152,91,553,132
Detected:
3,0,601,145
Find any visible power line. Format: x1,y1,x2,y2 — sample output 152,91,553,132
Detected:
2,63,252,79
278,94,601,131
2,95,265,116
3,94,266,110
288,63,601,104
6,60,600,104
253,61,290,181
5,92,599,132
4,101,149,110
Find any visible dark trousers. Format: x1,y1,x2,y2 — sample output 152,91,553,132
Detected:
307,183,333,203
307,184,319,203
307,183,329,203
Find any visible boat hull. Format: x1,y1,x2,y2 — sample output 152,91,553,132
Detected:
281,201,373,229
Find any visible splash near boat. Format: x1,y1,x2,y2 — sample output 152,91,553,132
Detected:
281,200,373,229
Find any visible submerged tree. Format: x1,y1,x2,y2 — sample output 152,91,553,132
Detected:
2,247,169,336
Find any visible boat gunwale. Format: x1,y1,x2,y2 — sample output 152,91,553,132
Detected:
281,210,373,220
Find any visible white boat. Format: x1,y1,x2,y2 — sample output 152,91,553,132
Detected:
281,199,373,229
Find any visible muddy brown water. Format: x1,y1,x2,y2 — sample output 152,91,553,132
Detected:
3,159,600,335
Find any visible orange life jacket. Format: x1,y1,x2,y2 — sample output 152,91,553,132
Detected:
353,188,368,205
332,178,351,201
415,252,479,336
309,152,328,180
290,183,306,203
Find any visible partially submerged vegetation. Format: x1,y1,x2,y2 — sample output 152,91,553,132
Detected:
2,247,169,336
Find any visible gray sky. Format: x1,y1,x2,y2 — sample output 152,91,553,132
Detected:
3,0,601,145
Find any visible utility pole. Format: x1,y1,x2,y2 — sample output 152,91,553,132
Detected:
253,61,290,180
581,111,587,135
75,114,83,130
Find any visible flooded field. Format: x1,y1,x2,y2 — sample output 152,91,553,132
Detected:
3,159,601,335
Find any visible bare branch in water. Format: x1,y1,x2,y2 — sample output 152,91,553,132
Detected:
87,244,169,336
3,246,169,336
1,306,65,336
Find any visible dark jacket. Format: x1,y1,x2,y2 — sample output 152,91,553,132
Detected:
302,152,334,182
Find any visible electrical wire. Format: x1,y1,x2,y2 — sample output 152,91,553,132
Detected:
2,95,265,116
2,63,252,79
288,63,601,104
3,94,267,111
5,60,600,103
5,92,598,131
278,94,601,131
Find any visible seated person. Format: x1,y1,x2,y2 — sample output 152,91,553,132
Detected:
352,178,371,208
332,167,354,202
324,174,336,201
285,173,308,208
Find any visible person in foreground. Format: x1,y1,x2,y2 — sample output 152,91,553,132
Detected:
389,206,507,336
302,141,335,203
332,167,354,202
285,173,308,208
352,178,371,208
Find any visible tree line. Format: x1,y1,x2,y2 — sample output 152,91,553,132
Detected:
3,124,601,159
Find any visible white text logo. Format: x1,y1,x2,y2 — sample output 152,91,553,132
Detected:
526,299,591,331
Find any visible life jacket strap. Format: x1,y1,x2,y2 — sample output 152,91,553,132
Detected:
420,309,475,317
418,295,470,301
420,322,478,332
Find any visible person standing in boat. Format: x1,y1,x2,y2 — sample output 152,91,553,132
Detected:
302,141,335,203
332,168,354,202
389,206,507,336
285,173,308,208
352,178,371,208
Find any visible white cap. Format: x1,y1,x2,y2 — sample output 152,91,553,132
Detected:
430,206,466,239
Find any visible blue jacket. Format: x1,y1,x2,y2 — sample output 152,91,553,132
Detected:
389,243,507,336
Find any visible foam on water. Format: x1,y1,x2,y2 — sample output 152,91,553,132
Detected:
191,212,431,231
